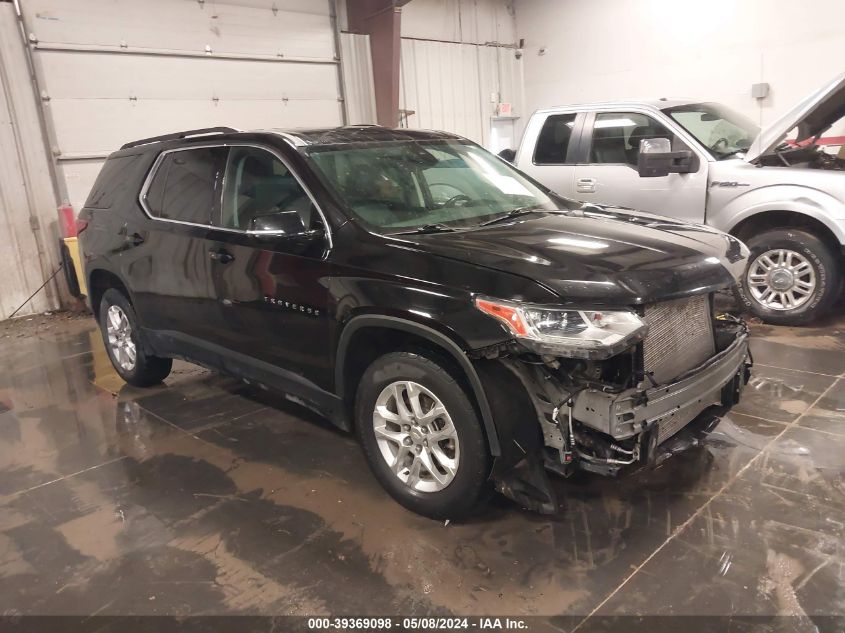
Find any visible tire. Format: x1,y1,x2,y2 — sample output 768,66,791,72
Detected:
734,228,841,326
98,288,172,387
355,352,491,520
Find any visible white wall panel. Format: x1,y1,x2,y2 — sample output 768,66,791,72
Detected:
18,0,345,213
402,0,516,45
22,0,334,60
52,98,342,162
0,3,61,319
400,40,482,140
38,52,341,101
399,38,523,147
340,33,377,125
516,0,845,133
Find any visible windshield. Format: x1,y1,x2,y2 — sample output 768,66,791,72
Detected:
663,102,760,159
306,140,572,232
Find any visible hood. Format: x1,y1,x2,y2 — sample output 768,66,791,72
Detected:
400,208,748,306
746,71,845,163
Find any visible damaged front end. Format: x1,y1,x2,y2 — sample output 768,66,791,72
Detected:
473,294,753,514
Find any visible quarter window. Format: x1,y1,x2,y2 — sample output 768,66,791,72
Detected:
589,112,676,167
533,113,578,164
219,147,317,231
145,147,226,224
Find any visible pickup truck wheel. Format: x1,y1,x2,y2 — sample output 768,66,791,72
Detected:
98,288,172,387
355,352,491,520
735,229,840,325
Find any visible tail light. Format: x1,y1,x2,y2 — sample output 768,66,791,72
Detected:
58,204,78,237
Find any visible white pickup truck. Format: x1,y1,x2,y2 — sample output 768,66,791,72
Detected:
514,73,845,325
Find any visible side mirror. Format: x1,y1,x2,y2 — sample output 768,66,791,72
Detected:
497,148,516,163
637,138,696,177
248,210,306,235
247,211,324,253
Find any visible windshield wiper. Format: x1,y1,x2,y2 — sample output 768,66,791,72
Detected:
394,223,457,235
476,206,545,227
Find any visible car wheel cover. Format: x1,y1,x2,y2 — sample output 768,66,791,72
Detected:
747,248,816,311
106,305,137,371
372,380,460,493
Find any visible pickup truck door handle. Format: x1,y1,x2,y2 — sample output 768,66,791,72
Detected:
576,177,596,194
208,248,235,264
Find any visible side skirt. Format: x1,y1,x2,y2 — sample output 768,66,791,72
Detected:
141,328,351,431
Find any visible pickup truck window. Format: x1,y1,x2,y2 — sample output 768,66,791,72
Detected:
588,112,675,167
533,113,578,164
663,102,759,159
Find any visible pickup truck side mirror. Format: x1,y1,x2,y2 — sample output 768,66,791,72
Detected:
637,137,696,177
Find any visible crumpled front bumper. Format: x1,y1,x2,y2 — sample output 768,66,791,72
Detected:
484,323,752,515
572,331,751,443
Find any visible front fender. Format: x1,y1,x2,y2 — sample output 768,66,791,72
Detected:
709,183,845,243
334,314,503,455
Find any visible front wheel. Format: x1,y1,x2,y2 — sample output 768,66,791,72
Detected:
735,228,841,325
355,352,491,520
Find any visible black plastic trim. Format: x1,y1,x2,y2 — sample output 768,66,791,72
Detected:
144,329,349,429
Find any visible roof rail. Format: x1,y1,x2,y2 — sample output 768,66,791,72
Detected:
120,127,239,150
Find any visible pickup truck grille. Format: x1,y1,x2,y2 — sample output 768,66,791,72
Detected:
642,294,715,386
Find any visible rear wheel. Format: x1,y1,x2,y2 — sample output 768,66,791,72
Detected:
735,228,841,325
98,288,172,387
355,352,490,520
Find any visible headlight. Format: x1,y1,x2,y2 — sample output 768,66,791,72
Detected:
474,296,648,359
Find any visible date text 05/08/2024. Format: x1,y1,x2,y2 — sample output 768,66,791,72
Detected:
307,617,529,630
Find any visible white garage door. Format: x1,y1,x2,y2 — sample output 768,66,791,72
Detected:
19,0,345,211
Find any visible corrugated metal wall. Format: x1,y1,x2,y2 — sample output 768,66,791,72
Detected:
399,39,522,146
398,0,522,148
19,0,347,212
401,0,517,45
340,32,377,125
0,2,61,319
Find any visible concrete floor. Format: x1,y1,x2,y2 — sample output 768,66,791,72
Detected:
1,312,844,628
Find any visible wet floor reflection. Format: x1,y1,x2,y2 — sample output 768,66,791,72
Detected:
0,315,843,620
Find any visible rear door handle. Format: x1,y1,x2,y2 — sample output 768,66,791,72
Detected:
124,232,145,246
576,177,596,194
118,223,145,246
209,248,235,264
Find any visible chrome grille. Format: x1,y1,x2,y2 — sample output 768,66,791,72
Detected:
642,294,714,386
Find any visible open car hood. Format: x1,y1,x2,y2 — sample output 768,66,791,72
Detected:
746,71,845,163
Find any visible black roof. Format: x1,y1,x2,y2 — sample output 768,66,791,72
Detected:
275,125,464,146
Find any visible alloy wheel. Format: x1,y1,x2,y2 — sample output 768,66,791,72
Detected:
106,305,137,371
372,380,460,493
747,248,816,311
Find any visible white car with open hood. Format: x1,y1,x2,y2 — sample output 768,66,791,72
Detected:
515,72,845,325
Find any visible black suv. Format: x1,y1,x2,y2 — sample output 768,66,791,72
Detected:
79,125,753,518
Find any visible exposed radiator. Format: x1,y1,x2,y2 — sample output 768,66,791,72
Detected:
642,294,715,386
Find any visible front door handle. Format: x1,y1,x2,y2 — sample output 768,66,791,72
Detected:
576,177,596,194
209,248,235,264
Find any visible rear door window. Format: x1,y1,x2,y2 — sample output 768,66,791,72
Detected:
144,147,227,224
533,113,578,164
